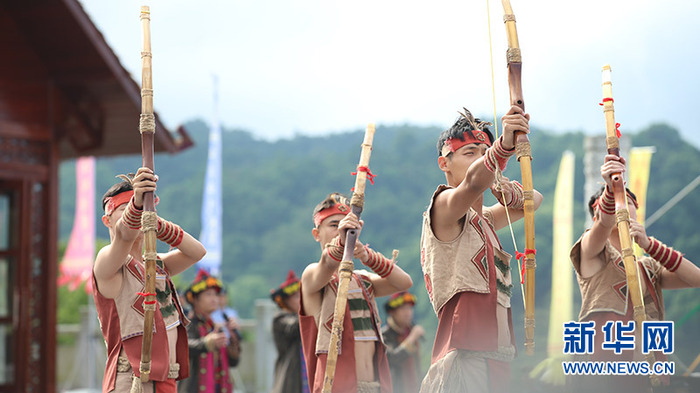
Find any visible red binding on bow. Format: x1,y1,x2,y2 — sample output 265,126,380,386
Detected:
138,291,157,305
352,166,376,184
515,248,537,284
351,166,376,191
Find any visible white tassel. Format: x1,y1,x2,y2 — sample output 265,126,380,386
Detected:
130,375,143,393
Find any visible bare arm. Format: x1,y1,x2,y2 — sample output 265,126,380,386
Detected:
485,179,543,230
365,264,412,298
578,212,615,278
580,155,626,278
431,158,499,234
301,247,340,297
357,244,412,298
93,222,139,282
160,230,206,276
628,225,700,289
93,168,156,297
660,257,700,289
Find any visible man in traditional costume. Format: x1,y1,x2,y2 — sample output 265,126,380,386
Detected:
299,192,413,393
419,107,542,393
381,292,424,393
569,154,700,393
270,270,308,393
93,168,207,393
179,269,240,393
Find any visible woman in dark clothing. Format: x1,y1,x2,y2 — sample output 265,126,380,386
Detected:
270,270,308,393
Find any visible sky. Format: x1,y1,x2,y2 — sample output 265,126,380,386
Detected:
78,0,700,146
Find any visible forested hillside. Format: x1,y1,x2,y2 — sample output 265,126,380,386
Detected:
58,120,700,372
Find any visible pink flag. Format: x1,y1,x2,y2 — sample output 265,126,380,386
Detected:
58,156,96,293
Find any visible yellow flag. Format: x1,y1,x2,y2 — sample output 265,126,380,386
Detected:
531,151,575,386
628,147,655,256
548,151,575,357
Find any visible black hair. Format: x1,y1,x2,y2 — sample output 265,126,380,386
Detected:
101,176,134,212
587,186,638,218
437,107,494,157
312,192,351,226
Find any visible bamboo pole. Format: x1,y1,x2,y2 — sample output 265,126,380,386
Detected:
322,124,376,393
601,65,659,387
138,5,158,384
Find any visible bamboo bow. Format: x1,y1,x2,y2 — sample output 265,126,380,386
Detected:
601,65,659,387
322,124,376,393
138,5,158,384
501,0,536,355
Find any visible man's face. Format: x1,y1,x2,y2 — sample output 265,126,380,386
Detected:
312,213,347,248
628,198,638,221
284,291,301,314
192,288,220,316
102,203,125,228
390,304,414,329
439,143,488,186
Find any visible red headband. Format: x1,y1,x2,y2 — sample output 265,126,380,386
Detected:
104,190,134,216
104,190,159,216
442,130,491,156
313,203,350,227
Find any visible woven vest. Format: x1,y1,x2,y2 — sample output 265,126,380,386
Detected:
93,256,190,392
421,185,513,315
315,271,384,354
570,234,664,321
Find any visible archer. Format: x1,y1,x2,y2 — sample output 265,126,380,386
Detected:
93,168,206,392
420,107,542,393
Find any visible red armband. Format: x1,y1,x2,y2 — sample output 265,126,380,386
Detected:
483,136,515,173
324,236,344,262
156,218,184,247
504,180,524,209
644,237,683,272
122,197,142,230
363,245,395,278
595,187,615,215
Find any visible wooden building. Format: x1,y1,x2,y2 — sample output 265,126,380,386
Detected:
0,1,192,391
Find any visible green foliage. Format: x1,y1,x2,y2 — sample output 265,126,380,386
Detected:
226,275,270,319
57,284,88,325
57,119,700,368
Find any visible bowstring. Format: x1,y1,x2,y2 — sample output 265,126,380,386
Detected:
486,0,526,308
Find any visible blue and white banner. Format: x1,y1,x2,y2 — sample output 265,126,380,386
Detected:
198,77,223,275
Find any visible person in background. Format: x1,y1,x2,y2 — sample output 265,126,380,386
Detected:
270,270,308,393
179,269,240,393
382,291,424,393
211,286,241,340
